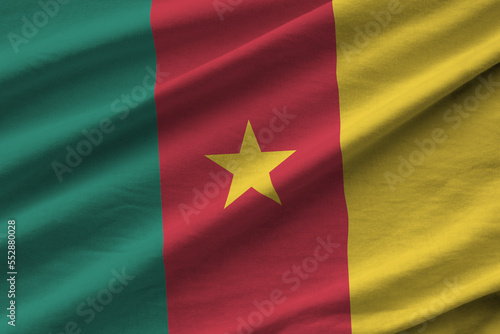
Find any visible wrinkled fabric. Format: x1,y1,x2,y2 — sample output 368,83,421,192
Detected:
1,0,499,333
335,0,500,333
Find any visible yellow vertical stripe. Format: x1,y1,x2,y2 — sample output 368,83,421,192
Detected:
333,0,500,333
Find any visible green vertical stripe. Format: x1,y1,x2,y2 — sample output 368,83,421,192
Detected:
0,1,168,333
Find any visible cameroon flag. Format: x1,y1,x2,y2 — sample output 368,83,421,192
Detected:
1,0,499,333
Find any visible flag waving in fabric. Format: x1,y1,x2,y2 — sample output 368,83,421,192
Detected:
1,0,500,334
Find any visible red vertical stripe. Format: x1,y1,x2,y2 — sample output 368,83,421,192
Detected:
151,1,351,333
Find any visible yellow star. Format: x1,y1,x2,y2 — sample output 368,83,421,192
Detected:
206,121,295,208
